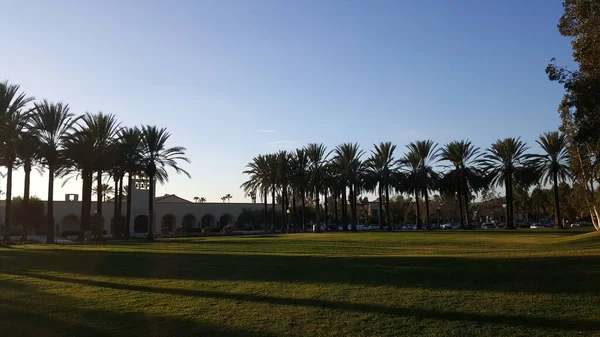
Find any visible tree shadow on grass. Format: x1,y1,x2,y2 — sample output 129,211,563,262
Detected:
2,249,599,296
0,279,275,337
6,273,600,333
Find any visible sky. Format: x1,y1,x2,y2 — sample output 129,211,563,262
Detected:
0,0,574,202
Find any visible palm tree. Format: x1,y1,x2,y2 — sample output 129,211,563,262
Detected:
439,140,488,229
221,196,226,202
306,143,329,233
365,142,397,230
0,80,34,242
290,148,310,232
15,131,41,240
398,150,423,227
30,100,78,243
529,132,571,228
242,154,270,232
481,138,537,229
118,127,143,238
92,183,115,201
199,197,206,203
332,143,365,232
193,196,199,203
405,140,439,229
139,125,190,240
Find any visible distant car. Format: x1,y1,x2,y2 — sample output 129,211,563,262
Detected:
440,223,453,229
402,224,416,230
570,222,581,228
530,223,544,228
496,222,506,228
482,223,496,229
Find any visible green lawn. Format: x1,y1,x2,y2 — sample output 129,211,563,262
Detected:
1,230,600,337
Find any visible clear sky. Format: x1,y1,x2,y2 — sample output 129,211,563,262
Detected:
1,0,573,202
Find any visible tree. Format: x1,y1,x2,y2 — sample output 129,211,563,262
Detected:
92,183,115,202
30,100,78,243
199,197,206,203
439,140,488,229
0,80,34,242
290,148,310,232
399,151,422,227
547,0,600,230
306,143,329,233
529,132,571,228
139,125,190,240
118,127,143,238
242,154,271,232
193,196,199,203
365,142,397,230
332,143,364,232
15,130,41,240
481,138,537,229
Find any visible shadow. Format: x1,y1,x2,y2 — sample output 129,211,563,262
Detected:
0,278,277,337
1,248,599,295
7,273,600,332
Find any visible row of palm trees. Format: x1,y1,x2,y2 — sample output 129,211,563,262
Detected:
0,79,190,243
242,134,571,231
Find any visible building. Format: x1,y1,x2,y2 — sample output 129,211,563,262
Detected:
1,176,268,237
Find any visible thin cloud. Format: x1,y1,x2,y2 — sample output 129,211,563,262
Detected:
268,140,299,148
257,129,278,134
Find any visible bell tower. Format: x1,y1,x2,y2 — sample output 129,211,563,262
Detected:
128,174,156,233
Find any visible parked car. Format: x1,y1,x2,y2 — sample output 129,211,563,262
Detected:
530,223,544,228
481,222,495,229
440,223,453,229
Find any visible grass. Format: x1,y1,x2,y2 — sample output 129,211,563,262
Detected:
1,229,600,337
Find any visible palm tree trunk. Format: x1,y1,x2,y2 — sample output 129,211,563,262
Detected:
378,184,383,230
342,187,348,231
271,184,276,232
147,176,155,240
324,189,329,229
281,185,286,232
79,170,89,241
3,161,13,242
350,184,357,232
315,188,321,233
113,176,119,238
124,174,133,238
96,171,103,237
333,193,339,227
553,172,562,229
385,184,391,231
457,190,464,229
263,187,268,233
292,191,297,232
414,189,421,229
505,178,512,229
46,165,55,244
463,181,472,230
117,175,124,236
301,190,306,232
21,163,31,240
424,189,431,229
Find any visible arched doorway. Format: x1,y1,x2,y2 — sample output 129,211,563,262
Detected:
219,214,233,228
61,214,80,235
182,214,197,231
134,215,148,233
161,214,176,232
201,214,215,228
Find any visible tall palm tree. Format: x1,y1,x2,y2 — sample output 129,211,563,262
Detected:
365,142,397,230
481,138,537,229
405,140,439,229
15,131,41,240
0,81,34,242
332,143,365,232
276,150,291,231
199,197,206,203
529,132,571,228
290,148,310,232
118,127,143,238
399,150,423,227
30,100,78,243
86,113,120,236
306,143,329,233
92,183,115,201
140,125,190,240
242,154,270,232
439,140,487,229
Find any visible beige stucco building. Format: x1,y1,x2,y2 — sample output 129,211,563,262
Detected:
1,176,268,236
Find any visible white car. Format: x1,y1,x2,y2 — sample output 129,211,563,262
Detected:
530,223,544,228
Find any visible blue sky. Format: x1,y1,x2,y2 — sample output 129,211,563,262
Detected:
1,0,572,202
